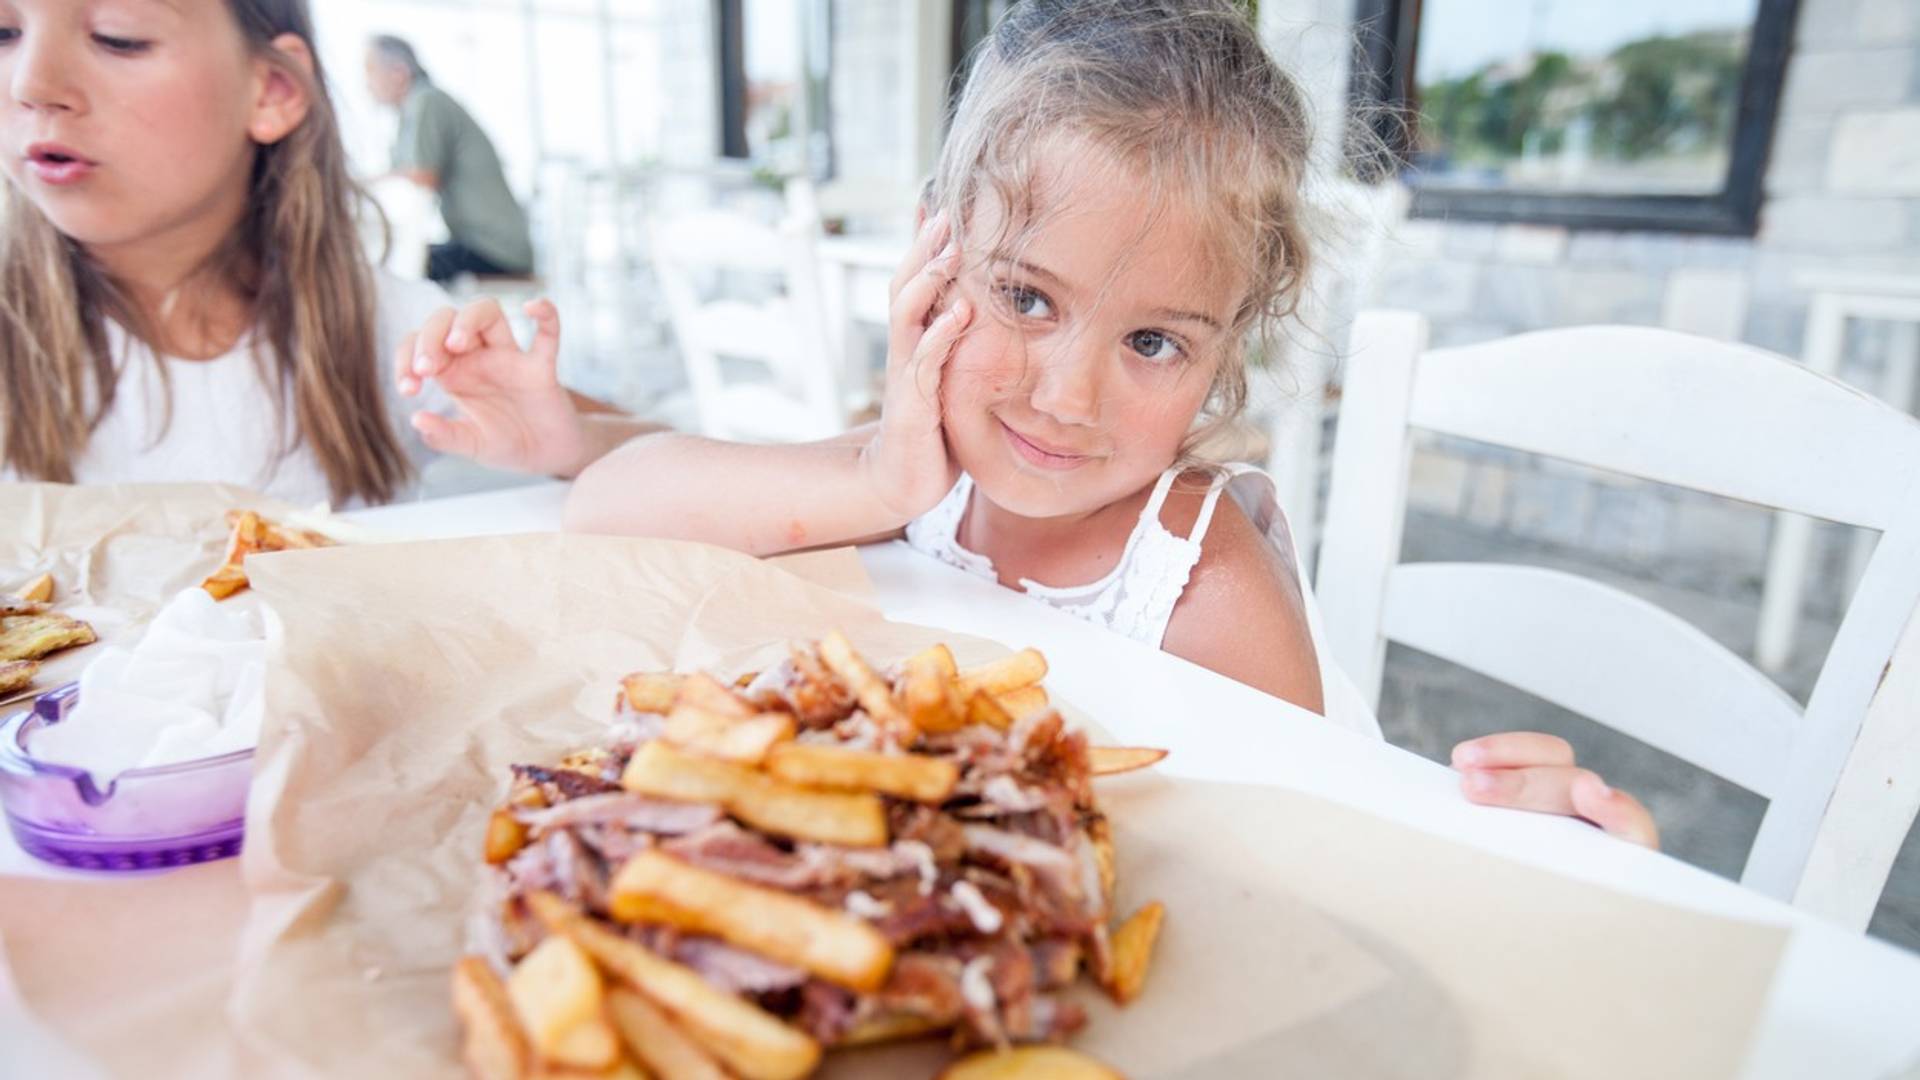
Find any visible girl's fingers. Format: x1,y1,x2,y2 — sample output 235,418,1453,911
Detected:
889,210,951,302
523,298,562,369
394,331,422,396
1451,731,1576,770
888,242,961,367
447,298,512,354
1570,772,1660,849
412,307,458,378
1461,766,1661,849
909,299,973,404
409,410,484,459
1459,764,1589,816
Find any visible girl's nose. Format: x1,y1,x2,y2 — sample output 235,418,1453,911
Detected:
1026,338,1102,427
11,38,83,115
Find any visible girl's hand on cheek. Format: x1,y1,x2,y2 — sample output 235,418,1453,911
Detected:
861,210,974,522
397,298,591,477
1452,732,1660,849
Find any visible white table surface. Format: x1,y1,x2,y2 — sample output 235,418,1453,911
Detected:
8,481,1920,1079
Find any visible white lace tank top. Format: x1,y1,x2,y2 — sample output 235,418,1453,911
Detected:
904,464,1381,738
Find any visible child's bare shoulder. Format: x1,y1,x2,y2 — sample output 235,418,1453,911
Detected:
1157,470,1323,712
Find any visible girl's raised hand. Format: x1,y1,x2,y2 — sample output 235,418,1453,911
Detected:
859,210,975,522
397,297,592,477
1451,732,1660,849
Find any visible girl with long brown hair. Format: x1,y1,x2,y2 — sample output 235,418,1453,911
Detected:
0,0,648,507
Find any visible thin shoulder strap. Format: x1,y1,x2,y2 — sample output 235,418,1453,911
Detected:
1186,469,1235,544
1138,468,1181,523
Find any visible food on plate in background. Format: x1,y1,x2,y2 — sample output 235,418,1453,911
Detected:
0,610,97,664
0,660,37,697
2,575,86,699
201,510,337,600
453,634,1166,1079
13,573,55,604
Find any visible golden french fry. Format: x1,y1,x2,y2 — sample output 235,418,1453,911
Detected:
955,648,1047,699
964,690,1014,732
200,562,250,600
224,510,266,558
839,1012,943,1047
559,748,613,776
675,672,755,718
817,631,909,732
1105,900,1165,1005
486,808,530,865
528,893,822,1080
529,1058,649,1080
258,519,333,551
764,742,959,803
610,851,894,992
1088,746,1169,777
621,673,683,714
13,573,53,604
900,651,963,734
938,1046,1124,1080
1088,816,1116,908
508,935,606,1061
547,1011,622,1071
902,643,958,679
993,685,1049,721
607,986,730,1080
452,956,531,1080
622,740,886,848
662,705,795,764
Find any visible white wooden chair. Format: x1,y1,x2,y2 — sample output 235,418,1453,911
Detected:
647,206,847,443
1756,273,1920,673
1317,310,1920,923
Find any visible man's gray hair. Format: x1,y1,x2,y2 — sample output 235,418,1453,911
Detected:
370,35,429,83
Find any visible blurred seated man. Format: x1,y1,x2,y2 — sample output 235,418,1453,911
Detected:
366,36,535,284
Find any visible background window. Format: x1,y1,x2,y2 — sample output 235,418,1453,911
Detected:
1350,0,1801,234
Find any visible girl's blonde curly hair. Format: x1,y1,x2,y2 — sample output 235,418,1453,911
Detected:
926,0,1318,454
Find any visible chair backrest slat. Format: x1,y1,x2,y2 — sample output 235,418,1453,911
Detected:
1382,563,1800,796
1320,311,1920,920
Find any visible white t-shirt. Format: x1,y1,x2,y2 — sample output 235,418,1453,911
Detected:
2,271,454,509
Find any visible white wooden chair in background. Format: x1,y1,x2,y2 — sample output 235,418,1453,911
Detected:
1317,311,1920,926
1756,273,1920,674
647,206,848,443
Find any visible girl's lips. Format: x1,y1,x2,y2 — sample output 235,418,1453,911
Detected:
25,144,97,186
999,418,1093,471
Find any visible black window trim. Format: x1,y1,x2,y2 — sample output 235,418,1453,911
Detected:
1348,0,1803,235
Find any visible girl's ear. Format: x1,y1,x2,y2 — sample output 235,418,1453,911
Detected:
249,33,316,146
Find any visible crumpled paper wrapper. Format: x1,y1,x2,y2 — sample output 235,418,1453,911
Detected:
0,483,308,707
216,534,1783,1080
0,526,1788,1078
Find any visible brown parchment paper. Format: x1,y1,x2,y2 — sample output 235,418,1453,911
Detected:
200,534,1786,1080
0,482,307,706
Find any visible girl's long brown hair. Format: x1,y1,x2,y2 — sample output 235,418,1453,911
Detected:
0,0,413,505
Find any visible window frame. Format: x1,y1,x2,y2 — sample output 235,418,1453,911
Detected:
1348,0,1803,235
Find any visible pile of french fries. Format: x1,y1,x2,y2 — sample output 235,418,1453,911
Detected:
455,633,1167,1080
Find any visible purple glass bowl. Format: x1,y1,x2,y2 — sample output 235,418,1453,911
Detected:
0,684,253,871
